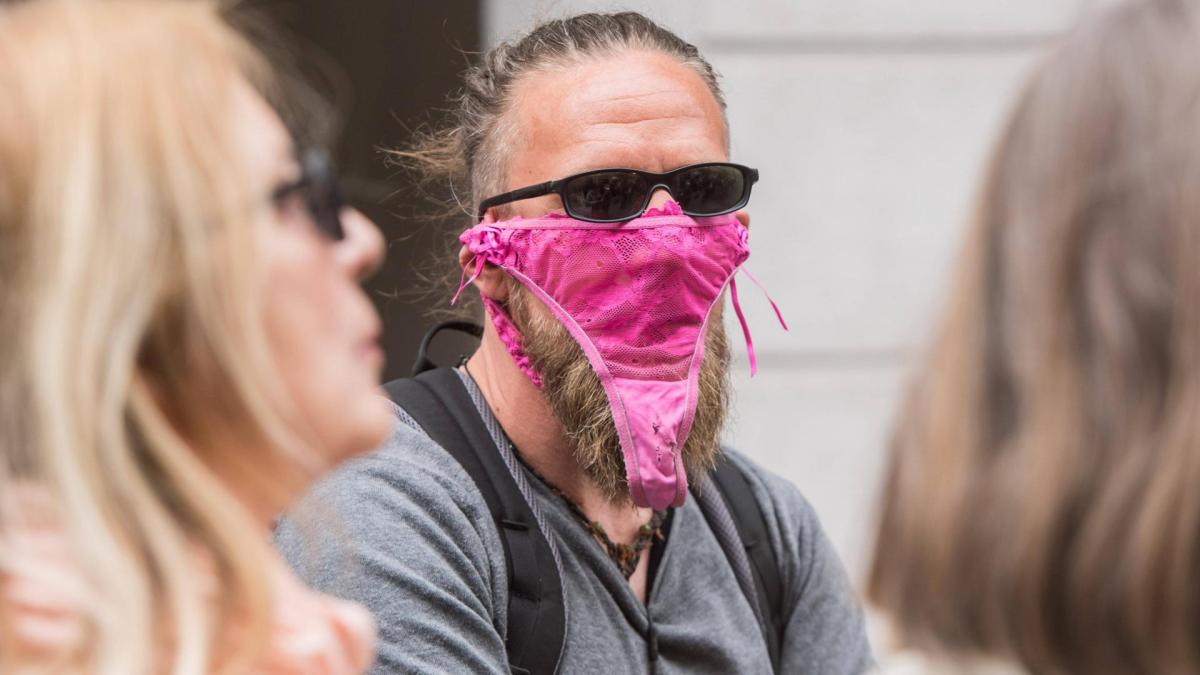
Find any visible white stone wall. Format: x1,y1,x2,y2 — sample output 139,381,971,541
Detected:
482,0,1106,586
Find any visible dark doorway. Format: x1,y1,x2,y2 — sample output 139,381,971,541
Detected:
257,1,483,382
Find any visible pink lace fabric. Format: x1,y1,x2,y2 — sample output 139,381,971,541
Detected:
1,485,377,674
482,294,544,389
454,201,785,509
460,211,748,383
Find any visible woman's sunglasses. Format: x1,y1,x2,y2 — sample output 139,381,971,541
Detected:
477,162,759,223
271,148,344,240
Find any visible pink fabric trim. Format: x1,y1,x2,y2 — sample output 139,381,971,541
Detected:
671,283,727,506
473,214,732,231
729,276,758,377
727,268,791,378
670,264,739,501
481,293,544,390
728,266,790,378
741,266,790,331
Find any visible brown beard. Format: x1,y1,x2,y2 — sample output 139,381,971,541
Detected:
505,281,731,506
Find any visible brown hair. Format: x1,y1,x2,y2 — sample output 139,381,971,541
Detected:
867,1,1200,673
397,12,724,217
390,12,727,309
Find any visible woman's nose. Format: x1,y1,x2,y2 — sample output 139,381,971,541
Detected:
335,208,385,282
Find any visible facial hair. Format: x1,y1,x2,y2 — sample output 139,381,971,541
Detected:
505,281,731,506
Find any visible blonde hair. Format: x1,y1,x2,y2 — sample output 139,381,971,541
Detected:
868,1,1200,673
0,1,319,672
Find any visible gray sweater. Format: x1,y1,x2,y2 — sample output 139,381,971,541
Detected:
276,374,874,674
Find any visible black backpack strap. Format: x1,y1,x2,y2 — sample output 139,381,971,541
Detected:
410,321,483,376
383,368,565,675
695,456,784,672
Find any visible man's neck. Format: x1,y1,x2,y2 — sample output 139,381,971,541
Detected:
464,326,654,547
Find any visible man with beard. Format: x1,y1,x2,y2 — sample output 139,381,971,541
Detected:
276,11,873,675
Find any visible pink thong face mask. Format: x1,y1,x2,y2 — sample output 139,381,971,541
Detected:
455,201,785,510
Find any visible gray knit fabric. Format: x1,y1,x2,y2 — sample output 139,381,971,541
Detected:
275,391,874,674
690,472,767,636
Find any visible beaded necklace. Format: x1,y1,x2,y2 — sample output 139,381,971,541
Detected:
460,363,668,578
523,459,666,579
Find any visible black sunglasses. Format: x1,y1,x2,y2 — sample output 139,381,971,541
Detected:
271,148,344,240
477,162,759,223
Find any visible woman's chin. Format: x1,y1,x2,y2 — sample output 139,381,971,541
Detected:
335,393,395,462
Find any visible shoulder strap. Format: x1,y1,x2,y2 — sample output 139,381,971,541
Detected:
383,368,565,675
698,457,784,672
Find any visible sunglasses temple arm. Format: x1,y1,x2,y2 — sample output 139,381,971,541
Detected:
476,180,558,220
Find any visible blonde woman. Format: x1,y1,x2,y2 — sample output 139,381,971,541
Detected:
868,0,1200,673
0,0,393,673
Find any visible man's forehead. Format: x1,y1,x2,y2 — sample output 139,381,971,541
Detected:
564,59,708,120
507,50,727,179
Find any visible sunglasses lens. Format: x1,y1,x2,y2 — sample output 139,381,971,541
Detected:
302,151,344,240
670,165,747,216
563,170,648,221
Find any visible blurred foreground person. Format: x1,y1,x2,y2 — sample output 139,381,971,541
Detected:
868,1,1200,673
0,1,392,673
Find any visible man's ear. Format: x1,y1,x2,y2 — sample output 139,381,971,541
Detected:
458,245,508,300
458,210,508,302
735,209,750,229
